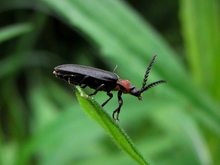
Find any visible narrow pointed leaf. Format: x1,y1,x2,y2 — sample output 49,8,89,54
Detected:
75,86,149,165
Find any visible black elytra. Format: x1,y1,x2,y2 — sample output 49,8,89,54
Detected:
53,55,166,121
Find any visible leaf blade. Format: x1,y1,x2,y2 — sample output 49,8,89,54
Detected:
75,86,149,165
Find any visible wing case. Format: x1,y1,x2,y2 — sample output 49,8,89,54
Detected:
54,64,119,82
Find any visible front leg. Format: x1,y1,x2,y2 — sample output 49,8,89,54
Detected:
112,90,123,121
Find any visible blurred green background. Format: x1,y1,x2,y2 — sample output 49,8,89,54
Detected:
0,0,220,165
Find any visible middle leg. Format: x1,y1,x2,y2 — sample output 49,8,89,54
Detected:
88,84,105,97
101,91,113,107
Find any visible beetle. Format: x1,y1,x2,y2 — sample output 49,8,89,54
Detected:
53,55,166,121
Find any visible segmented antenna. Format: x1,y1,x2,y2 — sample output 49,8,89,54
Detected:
140,80,166,93
141,55,157,91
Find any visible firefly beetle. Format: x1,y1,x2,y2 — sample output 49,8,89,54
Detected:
53,55,166,121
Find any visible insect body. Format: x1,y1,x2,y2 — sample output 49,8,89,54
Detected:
53,55,166,121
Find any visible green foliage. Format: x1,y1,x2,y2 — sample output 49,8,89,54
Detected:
75,86,149,165
0,23,33,44
0,0,219,165
180,0,220,100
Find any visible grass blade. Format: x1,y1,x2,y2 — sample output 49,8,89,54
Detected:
0,23,33,44
75,86,149,165
180,0,220,99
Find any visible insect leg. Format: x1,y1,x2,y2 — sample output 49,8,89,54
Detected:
88,84,105,96
112,90,123,121
101,91,113,107
78,75,89,86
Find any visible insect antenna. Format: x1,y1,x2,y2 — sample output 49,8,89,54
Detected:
141,55,157,91
113,65,118,73
140,80,166,93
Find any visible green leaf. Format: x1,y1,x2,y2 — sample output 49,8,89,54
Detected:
75,86,149,165
0,23,33,44
180,0,220,99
